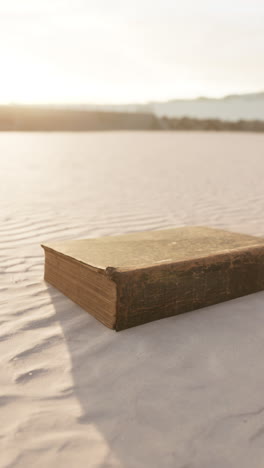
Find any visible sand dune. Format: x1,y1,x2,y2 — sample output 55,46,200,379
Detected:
1,131,264,468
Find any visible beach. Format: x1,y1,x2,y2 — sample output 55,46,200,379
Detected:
1,131,264,468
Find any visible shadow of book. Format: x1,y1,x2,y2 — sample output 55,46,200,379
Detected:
45,282,264,467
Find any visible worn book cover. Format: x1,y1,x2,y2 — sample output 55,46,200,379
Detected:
42,227,264,330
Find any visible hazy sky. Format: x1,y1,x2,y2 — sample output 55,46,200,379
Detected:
0,0,263,104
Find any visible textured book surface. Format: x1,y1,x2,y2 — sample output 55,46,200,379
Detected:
42,227,264,330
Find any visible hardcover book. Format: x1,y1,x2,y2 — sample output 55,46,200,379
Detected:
41,227,264,331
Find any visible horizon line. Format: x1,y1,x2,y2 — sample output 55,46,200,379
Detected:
0,89,264,107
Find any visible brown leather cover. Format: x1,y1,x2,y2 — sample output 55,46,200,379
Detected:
42,227,264,330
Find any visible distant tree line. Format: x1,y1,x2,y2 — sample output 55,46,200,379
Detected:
161,116,264,132
1,106,264,132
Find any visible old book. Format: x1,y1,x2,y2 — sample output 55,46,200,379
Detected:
41,226,264,331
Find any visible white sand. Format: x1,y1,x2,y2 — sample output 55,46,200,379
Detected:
1,131,264,468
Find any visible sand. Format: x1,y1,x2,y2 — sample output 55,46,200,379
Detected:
1,131,264,468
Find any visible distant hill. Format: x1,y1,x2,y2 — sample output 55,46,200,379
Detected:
85,92,264,121
1,105,264,132
0,106,160,131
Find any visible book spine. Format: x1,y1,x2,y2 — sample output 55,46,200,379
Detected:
110,246,264,331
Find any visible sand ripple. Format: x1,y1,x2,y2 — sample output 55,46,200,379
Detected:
1,132,264,468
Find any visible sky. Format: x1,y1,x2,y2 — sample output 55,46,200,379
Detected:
0,0,264,104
